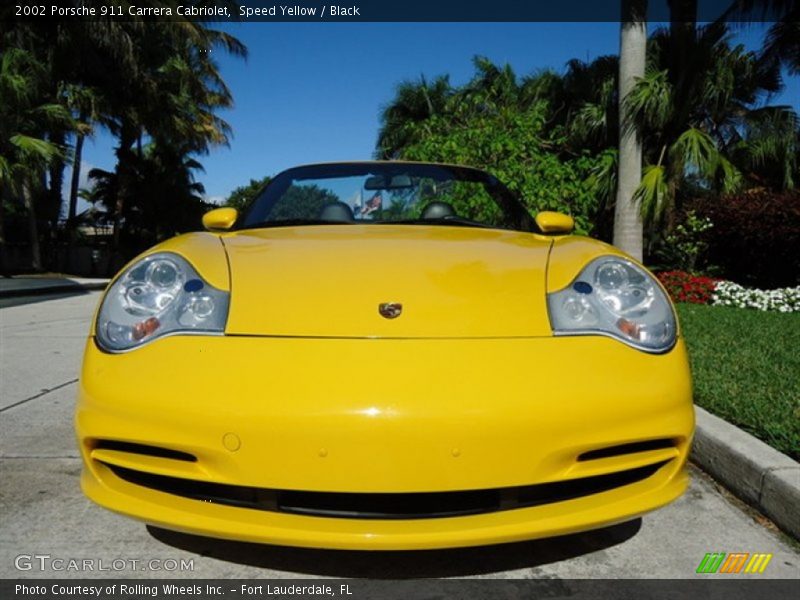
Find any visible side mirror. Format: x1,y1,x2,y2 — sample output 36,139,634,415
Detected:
535,211,574,234
202,207,238,231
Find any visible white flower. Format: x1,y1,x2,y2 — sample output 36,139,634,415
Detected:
711,281,800,313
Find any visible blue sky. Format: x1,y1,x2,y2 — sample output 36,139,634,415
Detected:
73,22,799,209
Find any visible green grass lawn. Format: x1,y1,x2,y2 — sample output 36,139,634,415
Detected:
677,304,800,460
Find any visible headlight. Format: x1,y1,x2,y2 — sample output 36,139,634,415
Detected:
96,252,229,352
547,256,676,352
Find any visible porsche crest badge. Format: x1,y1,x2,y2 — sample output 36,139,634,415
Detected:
379,302,403,319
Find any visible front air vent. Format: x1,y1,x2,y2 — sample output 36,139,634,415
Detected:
104,460,670,520
94,440,197,462
578,438,676,462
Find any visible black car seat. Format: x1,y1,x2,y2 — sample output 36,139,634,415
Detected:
421,201,456,220
318,201,355,222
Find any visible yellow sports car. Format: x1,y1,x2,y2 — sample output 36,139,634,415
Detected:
76,161,693,550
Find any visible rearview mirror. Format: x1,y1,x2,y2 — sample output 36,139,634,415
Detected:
535,211,574,234
202,207,238,231
364,174,414,190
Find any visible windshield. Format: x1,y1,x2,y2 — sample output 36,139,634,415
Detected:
241,163,536,232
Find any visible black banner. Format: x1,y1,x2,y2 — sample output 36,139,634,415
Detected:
8,0,789,22
3,579,800,600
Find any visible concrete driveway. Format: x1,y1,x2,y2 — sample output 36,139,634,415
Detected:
1,292,798,579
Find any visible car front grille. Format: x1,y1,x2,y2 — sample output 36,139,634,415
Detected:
103,459,670,520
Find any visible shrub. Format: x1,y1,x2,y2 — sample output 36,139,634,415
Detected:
398,102,605,235
657,270,718,304
689,189,800,288
651,211,714,273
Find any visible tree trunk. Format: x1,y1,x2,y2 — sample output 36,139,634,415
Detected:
112,176,124,250
613,0,647,261
668,0,696,73
65,128,88,274
0,187,5,246
48,131,65,225
113,127,136,251
68,130,85,222
0,186,6,275
668,0,697,135
23,179,42,271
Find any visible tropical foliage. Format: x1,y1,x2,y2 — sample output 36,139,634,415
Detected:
0,47,72,269
0,2,246,271
225,176,272,213
624,23,794,228
377,21,799,265
3,4,798,281
378,59,615,235
84,145,211,253
725,1,800,75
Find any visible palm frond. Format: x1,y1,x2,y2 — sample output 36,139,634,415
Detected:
570,102,607,145
31,103,73,127
9,134,63,164
0,155,11,184
717,155,744,193
736,105,799,189
634,164,670,224
762,19,800,74
623,68,672,133
670,127,718,176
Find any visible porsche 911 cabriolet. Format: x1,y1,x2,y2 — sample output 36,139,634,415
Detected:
76,161,694,550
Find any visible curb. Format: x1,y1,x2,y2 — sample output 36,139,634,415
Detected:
0,279,109,299
691,406,800,540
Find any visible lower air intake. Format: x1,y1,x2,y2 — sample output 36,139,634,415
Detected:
104,459,670,520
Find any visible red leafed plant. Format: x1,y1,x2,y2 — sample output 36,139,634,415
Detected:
657,271,719,305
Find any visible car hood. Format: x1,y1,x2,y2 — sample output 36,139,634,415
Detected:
221,224,554,338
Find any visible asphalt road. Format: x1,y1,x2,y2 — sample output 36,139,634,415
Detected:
1,293,798,579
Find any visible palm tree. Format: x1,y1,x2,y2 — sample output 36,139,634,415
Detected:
614,0,648,260
377,74,451,159
760,18,800,75
724,0,799,74
84,144,208,249
624,22,790,226
1,4,247,270
16,17,137,229
563,56,620,154
63,84,102,224
0,47,71,270
731,105,799,189
85,18,245,249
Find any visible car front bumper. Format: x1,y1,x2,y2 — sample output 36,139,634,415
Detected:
76,335,694,550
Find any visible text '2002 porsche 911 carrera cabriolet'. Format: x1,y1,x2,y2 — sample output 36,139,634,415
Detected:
76,161,694,550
